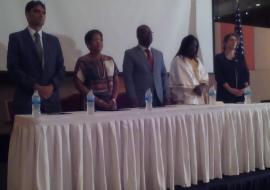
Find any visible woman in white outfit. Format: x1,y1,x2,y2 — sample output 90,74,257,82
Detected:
169,35,208,105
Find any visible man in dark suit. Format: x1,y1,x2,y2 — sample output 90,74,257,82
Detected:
123,25,169,107
7,1,65,114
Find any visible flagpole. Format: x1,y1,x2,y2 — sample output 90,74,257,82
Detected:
234,0,244,55
235,0,239,12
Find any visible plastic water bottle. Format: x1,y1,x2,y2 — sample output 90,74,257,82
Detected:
86,90,95,114
145,88,153,111
32,90,41,117
244,86,252,104
208,85,216,105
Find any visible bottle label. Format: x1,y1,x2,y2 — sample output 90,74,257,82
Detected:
32,98,41,104
87,97,95,102
209,92,216,96
145,97,152,102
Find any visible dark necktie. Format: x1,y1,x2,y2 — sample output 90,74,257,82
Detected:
34,32,44,68
145,49,154,71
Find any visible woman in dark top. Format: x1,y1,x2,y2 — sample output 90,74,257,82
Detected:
214,33,250,103
74,30,119,110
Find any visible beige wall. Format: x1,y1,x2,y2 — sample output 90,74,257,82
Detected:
214,23,222,54
251,27,270,102
254,27,270,70
250,71,270,102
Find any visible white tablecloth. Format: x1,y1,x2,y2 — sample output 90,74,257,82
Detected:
8,104,270,190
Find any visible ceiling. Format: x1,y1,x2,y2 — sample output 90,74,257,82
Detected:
213,0,270,28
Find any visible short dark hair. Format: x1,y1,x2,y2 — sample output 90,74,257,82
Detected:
25,1,46,13
176,35,199,58
84,29,103,46
223,33,239,51
136,25,150,38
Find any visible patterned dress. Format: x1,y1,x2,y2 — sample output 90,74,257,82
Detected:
74,54,119,108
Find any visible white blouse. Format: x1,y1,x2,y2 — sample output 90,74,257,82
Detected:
169,55,209,105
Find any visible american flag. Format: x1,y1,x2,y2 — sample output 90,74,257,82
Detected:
235,3,244,55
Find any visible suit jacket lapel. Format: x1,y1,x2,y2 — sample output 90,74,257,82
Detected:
150,47,156,73
135,45,152,72
42,32,49,71
22,28,40,63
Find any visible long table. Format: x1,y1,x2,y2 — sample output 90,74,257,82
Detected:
8,104,270,190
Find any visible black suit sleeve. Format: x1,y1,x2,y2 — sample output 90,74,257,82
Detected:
214,55,226,86
50,38,65,90
7,33,37,91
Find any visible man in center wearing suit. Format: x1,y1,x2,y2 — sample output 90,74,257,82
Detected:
7,0,65,115
123,25,169,107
